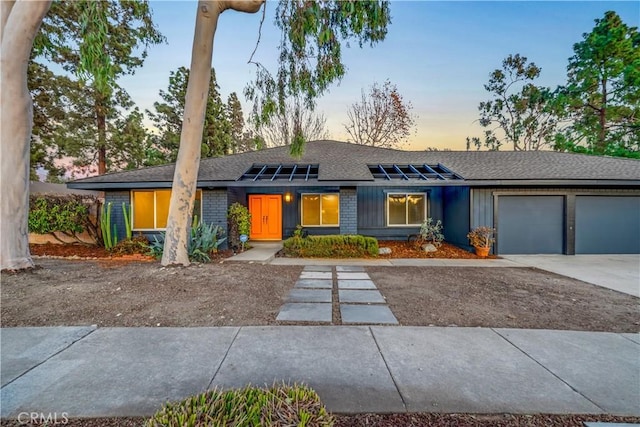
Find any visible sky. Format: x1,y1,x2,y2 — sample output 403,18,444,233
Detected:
118,1,640,151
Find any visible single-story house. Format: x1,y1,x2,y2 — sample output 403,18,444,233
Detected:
67,140,640,255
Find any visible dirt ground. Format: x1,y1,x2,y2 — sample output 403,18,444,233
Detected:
2,258,638,332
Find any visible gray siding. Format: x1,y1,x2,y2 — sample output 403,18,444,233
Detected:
471,188,494,228
443,187,471,249
339,188,358,234
104,191,129,243
202,190,228,248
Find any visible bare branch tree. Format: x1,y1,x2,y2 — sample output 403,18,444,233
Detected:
257,96,329,147
344,80,416,148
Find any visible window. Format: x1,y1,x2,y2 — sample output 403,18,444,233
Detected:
132,190,202,230
301,194,339,226
387,193,426,226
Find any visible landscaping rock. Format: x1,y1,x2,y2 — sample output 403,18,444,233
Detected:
379,247,392,255
422,244,437,252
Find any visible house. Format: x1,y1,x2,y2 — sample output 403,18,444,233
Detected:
67,140,640,255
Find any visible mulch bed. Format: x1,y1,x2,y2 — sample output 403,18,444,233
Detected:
377,241,495,259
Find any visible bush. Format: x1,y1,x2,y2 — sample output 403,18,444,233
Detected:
147,216,227,263
416,217,444,248
109,234,150,256
283,234,378,258
147,383,334,427
227,202,251,250
29,194,100,244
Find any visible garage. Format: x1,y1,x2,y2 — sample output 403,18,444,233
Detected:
497,195,564,254
575,196,640,254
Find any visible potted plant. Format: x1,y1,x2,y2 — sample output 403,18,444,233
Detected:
467,226,495,257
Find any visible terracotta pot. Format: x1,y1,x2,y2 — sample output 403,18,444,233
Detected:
474,246,490,257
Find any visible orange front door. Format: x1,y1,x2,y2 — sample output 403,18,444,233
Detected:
249,195,282,240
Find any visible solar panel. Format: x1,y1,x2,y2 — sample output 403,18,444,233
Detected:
367,164,463,180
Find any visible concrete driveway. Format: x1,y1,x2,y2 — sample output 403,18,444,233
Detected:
503,255,640,298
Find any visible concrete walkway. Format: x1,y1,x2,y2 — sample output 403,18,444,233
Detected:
504,255,640,298
1,326,638,419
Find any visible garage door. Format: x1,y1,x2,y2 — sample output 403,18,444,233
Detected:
575,196,640,254
498,196,564,254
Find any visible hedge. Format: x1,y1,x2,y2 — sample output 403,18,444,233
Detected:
283,234,378,258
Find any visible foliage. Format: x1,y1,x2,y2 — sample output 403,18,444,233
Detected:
227,203,251,251
149,218,226,263
256,95,329,148
100,202,118,250
147,67,243,162
416,218,444,248
467,54,558,151
553,11,640,158
122,203,132,240
283,234,378,258
28,195,99,245
30,0,165,176
245,0,391,156
344,80,416,148
109,234,150,256
147,383,334,427
467,226,496,248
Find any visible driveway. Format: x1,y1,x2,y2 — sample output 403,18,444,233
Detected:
503,255,640,298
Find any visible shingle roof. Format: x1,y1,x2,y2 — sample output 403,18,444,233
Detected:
68,140,640,188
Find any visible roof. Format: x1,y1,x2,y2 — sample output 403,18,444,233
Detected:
68,140,640,189
31,181,102,196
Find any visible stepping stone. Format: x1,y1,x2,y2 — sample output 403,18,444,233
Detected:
287,289,332,303
340,304,398,324
336,266,365,272
339,290,386,304
295,279,332,289
338,279,376,290
303,265,333,272
300,271,332,280
276,303,332,322
337,272,369,280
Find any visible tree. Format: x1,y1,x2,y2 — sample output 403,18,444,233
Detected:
257,96,329,148
148,67,234,163
467,54,558,151
1,0,52,270
33,0,165,175
162,0,390,266
554,11,640,158
343,80,416,149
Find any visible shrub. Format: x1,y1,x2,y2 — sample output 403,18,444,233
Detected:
467,226,496,248
283,234,378,258
147,383,334,427
29,194,100,244
109,234,150,256
227,202,251,250
147,217,227,263
416,217,444,248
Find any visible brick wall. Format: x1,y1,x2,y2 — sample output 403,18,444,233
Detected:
104,191,129,242
202,189,229,248
339,188,358,235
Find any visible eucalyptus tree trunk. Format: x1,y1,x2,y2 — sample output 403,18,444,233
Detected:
1,0,52,270
161,0,263,266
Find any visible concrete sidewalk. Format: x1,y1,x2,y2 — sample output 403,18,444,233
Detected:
1,326,638,419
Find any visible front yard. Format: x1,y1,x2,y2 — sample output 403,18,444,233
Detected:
2,258,638,332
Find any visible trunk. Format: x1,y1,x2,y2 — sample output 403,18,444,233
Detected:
0,0,52,270
97,96,107,174
161,0,262,266
597,76,607,155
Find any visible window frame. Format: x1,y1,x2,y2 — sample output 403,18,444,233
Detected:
131,189,202,231
300,193,340,227
386,192,427,227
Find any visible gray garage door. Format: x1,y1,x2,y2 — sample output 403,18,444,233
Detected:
498,196,564,254
575,196,640,254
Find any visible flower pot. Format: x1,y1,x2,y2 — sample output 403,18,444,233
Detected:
474,246,490,257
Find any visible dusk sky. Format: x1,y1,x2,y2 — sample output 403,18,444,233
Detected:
118,1,640,151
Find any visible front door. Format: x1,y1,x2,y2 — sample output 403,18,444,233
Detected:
249,195,282,240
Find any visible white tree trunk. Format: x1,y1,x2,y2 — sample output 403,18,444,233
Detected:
162,0,262,266
0,0,51,270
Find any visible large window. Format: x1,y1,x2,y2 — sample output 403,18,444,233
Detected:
387,193,426,226
132,190,202,230
301,194,339,226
